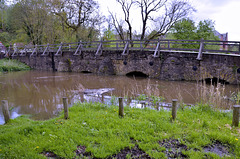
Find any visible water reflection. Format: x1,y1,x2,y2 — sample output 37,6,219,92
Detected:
0,71,239,123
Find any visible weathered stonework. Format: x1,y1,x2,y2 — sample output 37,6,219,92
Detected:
11,50,240,84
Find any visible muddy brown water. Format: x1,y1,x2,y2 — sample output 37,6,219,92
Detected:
0,71,239,124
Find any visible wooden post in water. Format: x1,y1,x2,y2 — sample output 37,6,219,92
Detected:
1,100,10,124
63,97,69,119
119,97,124,117
140,101,146,108
232,105,240,127
80,93,84,103
172,99,178,120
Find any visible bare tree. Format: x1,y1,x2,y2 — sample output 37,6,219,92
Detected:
109,12,125,40
137,0,166,40
111,0,195,41
109,0,135,41
148,0,195,40
117,0,135,41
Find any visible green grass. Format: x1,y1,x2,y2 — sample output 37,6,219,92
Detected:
0,58,30,72
0,102,239,158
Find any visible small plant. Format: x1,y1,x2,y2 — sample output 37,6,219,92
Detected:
150,95,165,106
66,58,72,72
236,92,240,105
231,91,240,105
0,59,30,72
110,96,118,105
136,94,147,101
66,58,72,66
179,103,187,110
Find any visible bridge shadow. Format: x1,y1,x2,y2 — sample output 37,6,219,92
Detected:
204,77,230,85
81,71,92,74
126,71,148,79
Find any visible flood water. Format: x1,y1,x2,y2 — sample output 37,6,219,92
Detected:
0,71,239,124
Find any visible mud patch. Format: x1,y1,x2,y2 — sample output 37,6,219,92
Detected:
110,145,152,159
159,139,188,158
75,144,151,159
75,145,92,158
204,140,231,157
42,146,93,159
42,151,59,158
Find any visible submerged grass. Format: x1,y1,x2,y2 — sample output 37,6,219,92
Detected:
0,58,30,72
0,102,239,158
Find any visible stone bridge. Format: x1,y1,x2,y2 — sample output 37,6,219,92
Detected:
2,39,240,84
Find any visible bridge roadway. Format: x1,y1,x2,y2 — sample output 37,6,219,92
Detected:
1,39,240,84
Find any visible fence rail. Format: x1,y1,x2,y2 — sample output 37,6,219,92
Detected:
1,39,240,58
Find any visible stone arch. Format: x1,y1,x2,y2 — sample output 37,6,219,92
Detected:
160,57,184,80
201,64,235,84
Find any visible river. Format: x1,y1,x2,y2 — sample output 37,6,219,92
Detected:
0,71,239,124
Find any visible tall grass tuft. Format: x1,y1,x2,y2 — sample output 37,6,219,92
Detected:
196,80,234,109
124,78,164,100
0,59,30,72
122,78,165,107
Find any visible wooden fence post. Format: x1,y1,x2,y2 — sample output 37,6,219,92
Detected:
172,99,178,120
232,105,240,127
119,97,124,117
1,100,10,124
63,97,69,119
101,94,104,103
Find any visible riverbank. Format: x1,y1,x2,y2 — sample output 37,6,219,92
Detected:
0,58,30,72
0,102,239,158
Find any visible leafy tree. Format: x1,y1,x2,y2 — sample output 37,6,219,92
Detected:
196,20,219,41
0,3,19,46
171,18,219,41
0,0,6,30
0,0,103,46
10,0,49,45
169,18,220,49
171,18,196,40
49,0,102,42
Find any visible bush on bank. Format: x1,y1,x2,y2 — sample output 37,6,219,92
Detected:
0,102,239,158
0,58,30,72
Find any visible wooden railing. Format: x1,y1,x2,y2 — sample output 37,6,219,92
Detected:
2,39,240,58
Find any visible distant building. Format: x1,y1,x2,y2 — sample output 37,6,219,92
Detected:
214,31,228,50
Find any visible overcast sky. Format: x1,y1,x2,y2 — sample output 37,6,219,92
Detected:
99,0,240,41
191,0,240,41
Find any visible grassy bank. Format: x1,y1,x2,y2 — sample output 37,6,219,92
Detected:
0,58,30,72
0,102,239,158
